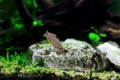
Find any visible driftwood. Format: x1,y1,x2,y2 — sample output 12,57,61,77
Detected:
99,20,120,44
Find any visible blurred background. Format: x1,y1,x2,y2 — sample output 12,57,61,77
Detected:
0,0,120,55
110,0,120,13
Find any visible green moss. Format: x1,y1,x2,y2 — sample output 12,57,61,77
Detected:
0,51,120,79
88,26,107,44
33,20,44,27
88,32,100,42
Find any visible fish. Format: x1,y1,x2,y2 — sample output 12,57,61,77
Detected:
43,31,64,53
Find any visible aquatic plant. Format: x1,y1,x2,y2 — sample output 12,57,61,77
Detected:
33,19,44,27
0,52,28,68
88,26,107,44
0,48,33,76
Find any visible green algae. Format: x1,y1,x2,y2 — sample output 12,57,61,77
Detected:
0,51,120,80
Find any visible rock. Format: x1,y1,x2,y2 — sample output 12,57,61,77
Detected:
97,41,120,69
29,39,108,72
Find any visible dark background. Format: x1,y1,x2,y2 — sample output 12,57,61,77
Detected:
0,0,120,55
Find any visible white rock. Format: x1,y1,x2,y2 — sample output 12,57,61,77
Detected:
97,41,120,69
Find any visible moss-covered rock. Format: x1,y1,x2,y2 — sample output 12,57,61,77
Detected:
30,39,108,72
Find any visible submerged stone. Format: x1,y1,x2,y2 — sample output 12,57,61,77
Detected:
97,41,120,69
29,39,108,72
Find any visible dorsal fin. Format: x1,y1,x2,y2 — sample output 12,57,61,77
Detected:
43,31,56,37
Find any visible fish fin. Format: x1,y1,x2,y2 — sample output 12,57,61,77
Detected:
46,37,52,44
43,31,56,37
56,37,62,45
47,31,57,37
